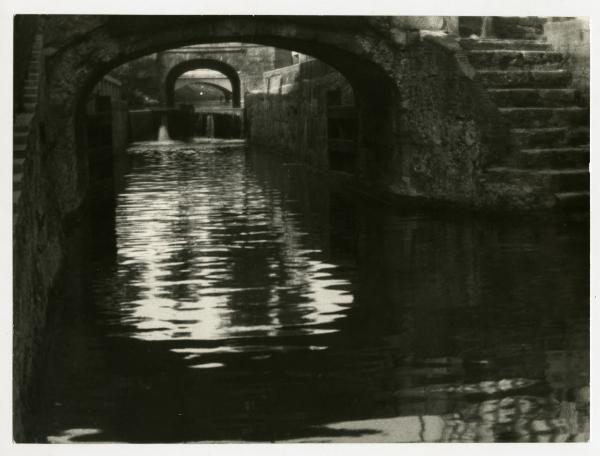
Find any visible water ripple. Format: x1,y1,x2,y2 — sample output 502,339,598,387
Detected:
98,140,353,360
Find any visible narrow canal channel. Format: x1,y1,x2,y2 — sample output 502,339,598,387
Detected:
31,139,589,443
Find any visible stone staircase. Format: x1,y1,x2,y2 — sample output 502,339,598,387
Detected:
14,34,43,213
461,35,589,212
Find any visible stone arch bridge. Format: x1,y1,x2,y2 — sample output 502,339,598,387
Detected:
22,15,586,217
164,57,243,108
12,16,590,439
157,42,295,106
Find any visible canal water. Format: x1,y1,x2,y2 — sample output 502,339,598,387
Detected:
32,139,589,443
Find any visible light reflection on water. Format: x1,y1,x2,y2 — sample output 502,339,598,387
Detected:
35,139,589,443
102,141,353,352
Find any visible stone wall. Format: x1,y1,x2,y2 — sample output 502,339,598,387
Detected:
111,100,130,153
245,59,354,169
13,64,130,443
244,45,295,93
13,45,65,441
156,44,296,106
85,77,130,155
246,37,509,208
128,109,155,141
32,15,461,230
544,18,590,99
85,76,131,193
128,108,196,141
110,54,161,108
387,36,509,206
14,14,585,439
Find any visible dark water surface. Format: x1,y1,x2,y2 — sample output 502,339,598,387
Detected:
33,139,589,443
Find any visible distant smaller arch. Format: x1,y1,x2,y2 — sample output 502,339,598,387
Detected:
165,59,241,108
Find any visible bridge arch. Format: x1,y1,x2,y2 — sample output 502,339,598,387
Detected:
38,15,462,217
15,17,550,442
165,59,241,108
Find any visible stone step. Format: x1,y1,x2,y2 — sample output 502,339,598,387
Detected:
23,102,36,113
499,107,589,128
13,173,23,191
476,70,572,88
467,50,565,70
13,132,29,145
14,143,27,159
488,88,580,107
14,113,34,128
511,127,589,148
486,167,589,192
518,148,589,169
22,93,37,103
13,123,29,133
554,192,589,211
547,169,589,192
14,158,25,173
460,38,551,51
